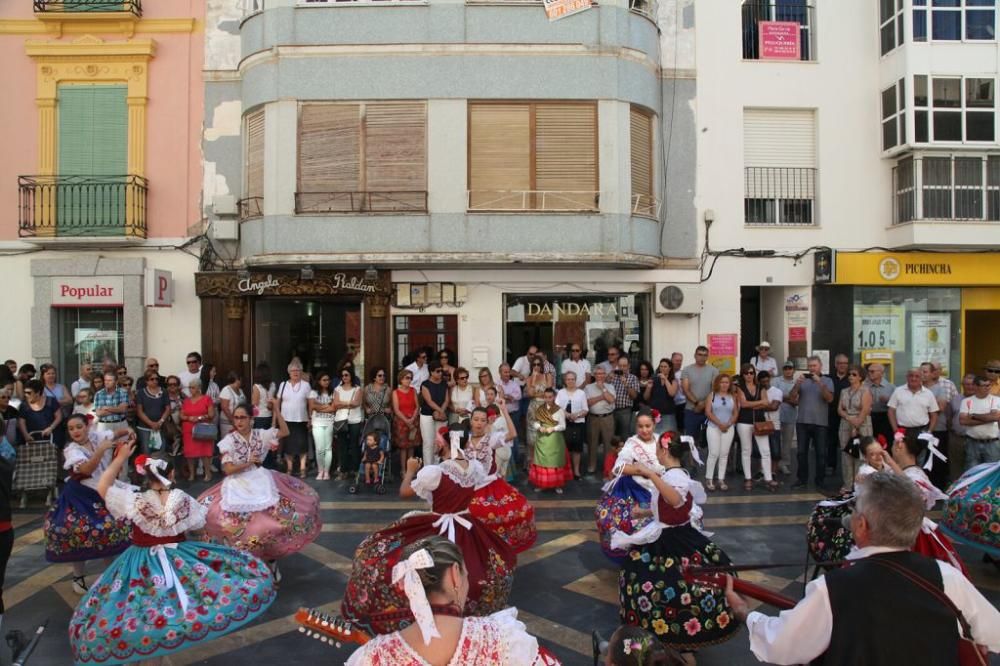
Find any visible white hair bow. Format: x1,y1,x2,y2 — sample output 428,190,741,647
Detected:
137,456,172,488
919,432,947,472
680,435,703,466
449,431,464,461
391,548,441,646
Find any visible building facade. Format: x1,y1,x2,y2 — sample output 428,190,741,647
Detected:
0,0,204,376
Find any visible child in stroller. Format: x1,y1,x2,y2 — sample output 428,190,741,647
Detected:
349,430,389,494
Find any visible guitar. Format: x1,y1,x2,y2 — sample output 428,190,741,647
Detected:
293,608,372,648
682,565,797,610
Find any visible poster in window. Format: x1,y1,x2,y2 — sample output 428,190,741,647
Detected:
707,333,738,374
758,21,802,60
910,313,951,375
853,304,905,353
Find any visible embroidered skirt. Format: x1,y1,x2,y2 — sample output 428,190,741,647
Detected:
69,541,275,665
596,476,654,564
619,524,738,651
198,471,322,561
940,462,1000,559
44,479,131,563
806,491,855,564
469,478,537,554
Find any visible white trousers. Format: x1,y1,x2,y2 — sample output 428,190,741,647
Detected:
705,426,735,482
419,414,439,464
737,423,773,482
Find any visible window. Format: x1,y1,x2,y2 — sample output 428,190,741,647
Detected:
914,75,995,143
468,102,598,212
743,108,817,225
629,106,656,217
243,109,265,219
56,308,124,381
741,0,815,60
296,102,427,213
880,0,905,54
394,315,458,367
882,78,907,150
913,0,996,41
893,154,1000,222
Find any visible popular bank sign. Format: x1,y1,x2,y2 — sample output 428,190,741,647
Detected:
51,277,124,307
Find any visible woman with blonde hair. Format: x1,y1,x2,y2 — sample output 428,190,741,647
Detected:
703,374,739,491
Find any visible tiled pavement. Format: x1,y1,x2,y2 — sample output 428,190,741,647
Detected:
5,476,999,665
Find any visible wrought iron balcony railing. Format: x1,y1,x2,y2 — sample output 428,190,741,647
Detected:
33,0,142,16
744,166,816,225
18,175,148,239
238,196,264,221
295,191,428,214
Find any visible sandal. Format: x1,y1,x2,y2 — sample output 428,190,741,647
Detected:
767,480,779,492
744,480,753,491
705,481,716,491
718,482,729,491
72,575,89,595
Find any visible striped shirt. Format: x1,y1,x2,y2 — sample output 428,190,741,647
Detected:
94,388,128,423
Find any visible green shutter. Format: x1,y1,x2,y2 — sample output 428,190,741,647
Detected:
57,84,127,236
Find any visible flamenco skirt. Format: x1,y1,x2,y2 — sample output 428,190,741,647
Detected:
914,521,969,577
596,476,654,564
469,478,537,554
69,541,276,665
940,462,1000,559
341,510,516,636
806,491,855,564
45,480,131,563
198,472,322,561
619,525,738,651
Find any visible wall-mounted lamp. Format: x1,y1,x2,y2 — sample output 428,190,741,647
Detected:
300,265,315,280
365,265,378,281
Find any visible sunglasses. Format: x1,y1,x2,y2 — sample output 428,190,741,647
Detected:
187,360,199,365
977,383,992,388
986,368,1000,373
849,372,860,377
458,375,469,380
148,363,159,368
571,348,581,353
743,370,755,375
341,374,351,378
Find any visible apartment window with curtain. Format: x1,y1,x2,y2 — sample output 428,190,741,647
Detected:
882,79,907,150
743,108,817,225
913,0,997,42
913,75,995,143
468,101,598,212
297,102,427,213
629,106,656,217
242,109,265,220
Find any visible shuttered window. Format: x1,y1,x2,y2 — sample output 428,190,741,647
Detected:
468,101,598,211
244,109,265,218
297,102,427,213
743,108,817,225
629,105,655,217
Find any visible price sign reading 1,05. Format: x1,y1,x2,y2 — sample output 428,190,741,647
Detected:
853,306,904,352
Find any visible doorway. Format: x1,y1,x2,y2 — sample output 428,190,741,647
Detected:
254,299,361,381
740,286,761,365
965,310,1000,375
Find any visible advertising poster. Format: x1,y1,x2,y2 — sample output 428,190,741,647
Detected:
759,21,801,60
543,0,591,21
707,333,737,375
853,304,905,353
910,313,951,375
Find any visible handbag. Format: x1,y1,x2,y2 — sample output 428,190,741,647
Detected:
192,422,218,441
870,558,988,666
752,387,775,435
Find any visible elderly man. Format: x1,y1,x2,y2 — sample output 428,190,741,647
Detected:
144,357,167,388
863,362,896,445
771,360,798,477
610,356,639,439
561,343,592,386
726,472,1000,664
888,368,939,438
585,366,616,475
950,373,977,473
959,374,1000,468
790,356,834,489
595,345,623,376
178,351,202,398
921,361,958,486
70,363,93,399
750,341,778,376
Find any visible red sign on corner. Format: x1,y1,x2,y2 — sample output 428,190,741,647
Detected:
759,21,801,60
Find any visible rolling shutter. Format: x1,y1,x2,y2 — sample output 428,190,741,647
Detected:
535,102,598,210
630,105,654,213
365,102,426,210
743,108,815,198
245,108,266,201
468,103,531,209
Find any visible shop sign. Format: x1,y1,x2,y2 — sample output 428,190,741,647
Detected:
759,21,801,60
524,302,619,320
910,313,951,375
144,269,173,307
836,252,1000,286
788,326,807,342
51,277,124,308
195,270,386,299
784,292,809,311
853,305,905,352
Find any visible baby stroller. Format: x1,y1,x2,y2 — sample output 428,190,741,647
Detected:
348,424,391,495
14,431,59,508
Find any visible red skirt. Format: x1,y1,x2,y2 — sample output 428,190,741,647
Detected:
469,478,537,554
528,449,572,489
914,524,969,577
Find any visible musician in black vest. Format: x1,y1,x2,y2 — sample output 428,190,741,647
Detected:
725,471,1000,665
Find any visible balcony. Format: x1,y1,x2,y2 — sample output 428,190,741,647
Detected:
744,167,816,225
18,175,147,241
741,1,815,61
33,0,142,16
238,196,263,221
467,190,600,212
295,191,428,214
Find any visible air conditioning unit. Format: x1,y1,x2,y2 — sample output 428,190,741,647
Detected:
654,283,702,315
210,219,240,241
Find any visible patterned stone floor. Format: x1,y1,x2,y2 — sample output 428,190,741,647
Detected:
5,475,999,665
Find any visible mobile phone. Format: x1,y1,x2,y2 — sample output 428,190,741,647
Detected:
803,372,813,379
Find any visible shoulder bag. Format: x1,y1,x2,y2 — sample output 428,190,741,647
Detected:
751,386,775,436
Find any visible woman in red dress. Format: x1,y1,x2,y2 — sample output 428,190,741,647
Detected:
342,450,516,636
462,406,537,554
392,369,421,472
180,378,216,482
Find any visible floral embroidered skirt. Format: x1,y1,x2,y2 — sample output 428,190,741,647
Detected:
69,541,276,664
619,525,738,651
341,511,516,636
806,491,855,564
468,478,537,554
596,476,654,565
198,472,322,561
45,480,131,563
941,462,1000,559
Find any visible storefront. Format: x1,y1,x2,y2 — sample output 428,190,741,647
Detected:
831,252,1000,384
195,269,391,383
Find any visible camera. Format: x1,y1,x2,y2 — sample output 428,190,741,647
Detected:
803,372,814,379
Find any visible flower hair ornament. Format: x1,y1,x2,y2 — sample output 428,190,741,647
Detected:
135,454,172,488
680,435,704,466
622,634,652,662
876,434,889,450
893,428,906,444
649,408,662,425
918,432,947,471
391,548,441,646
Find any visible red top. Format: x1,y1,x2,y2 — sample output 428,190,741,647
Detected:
131,524,186,548
393,387,418,419
431,471,476,514
657,493,694,527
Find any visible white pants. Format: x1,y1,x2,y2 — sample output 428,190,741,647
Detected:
705,426,735,482
312,423,335,474
737,423,773,482
419,414,439,464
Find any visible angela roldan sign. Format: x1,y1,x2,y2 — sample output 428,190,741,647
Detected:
237,272,377,296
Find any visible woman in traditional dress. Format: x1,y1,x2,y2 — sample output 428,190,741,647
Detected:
462,405,537,554
69,441,276,665
524,360,553,466
346,535,558,666
197,404,322,583
45,414,132,594
529,388,573,494
392,369,421,472
613,433,738,655
940,459,1000,562
595,413,664,563
341,444,516,636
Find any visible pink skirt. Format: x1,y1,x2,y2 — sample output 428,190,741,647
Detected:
197,471,322,561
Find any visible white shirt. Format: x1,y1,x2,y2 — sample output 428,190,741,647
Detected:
511,356,532,386
751,355,779,376
745,546,1000,665
959,394,1000,440
178,368,201,398
584,382,616,415
335,385,364,424
405,361,429,393
71,377,90,398
764,386,783,428
218,385,246,426
555,387,589,424
560,358,592,385
277,379,310,422
888,386,940,427
308,390,335,425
